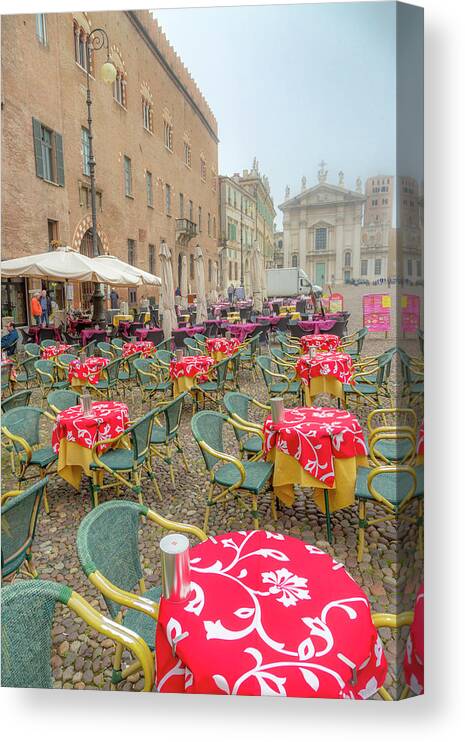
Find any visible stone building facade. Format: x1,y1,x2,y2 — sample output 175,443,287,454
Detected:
279,165,365,287
273,231,284,269
1,10,219,323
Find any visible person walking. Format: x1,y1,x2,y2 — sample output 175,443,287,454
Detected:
40,289,49,325
31,292,42,325
110,288,119,309
227,283,235,303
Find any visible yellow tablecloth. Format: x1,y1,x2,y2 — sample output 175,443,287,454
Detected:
303,376,345,404
70,377,89,390
56,439,94,489
173,376,197,397
112,314,132,327
267,447,368,513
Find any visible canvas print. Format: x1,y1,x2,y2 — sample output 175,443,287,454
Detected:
0,2,424,700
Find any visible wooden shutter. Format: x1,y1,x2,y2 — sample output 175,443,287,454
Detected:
32,117,44,178
54,131,65,186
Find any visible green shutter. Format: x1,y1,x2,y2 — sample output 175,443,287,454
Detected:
54,131,65,186
32,117,44,178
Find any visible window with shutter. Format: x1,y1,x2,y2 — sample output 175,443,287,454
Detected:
32,117,44,179
54,132,65,186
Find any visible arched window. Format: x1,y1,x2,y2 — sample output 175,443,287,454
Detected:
113,70,127,107
344,251,351,267
73,20,92,72
291,254,298,267
142,97,153,132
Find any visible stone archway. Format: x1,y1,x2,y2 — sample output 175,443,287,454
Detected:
79,228,103,309
72,215,109,255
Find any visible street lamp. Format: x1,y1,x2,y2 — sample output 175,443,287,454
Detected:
85,28,117,324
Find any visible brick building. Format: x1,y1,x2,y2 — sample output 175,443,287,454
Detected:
1,10,219,324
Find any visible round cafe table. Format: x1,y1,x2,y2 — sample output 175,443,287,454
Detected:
169,355,214,397
262,407,368,513
122,341,154,358
68,357,109,389
155,530,387,698
51,401,129,489
41,343,73,359
403,583,424,695
296,351,354,404
300,334,341,354
205,336,240,362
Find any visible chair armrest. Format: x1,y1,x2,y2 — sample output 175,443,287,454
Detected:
251,398,271,412
367,465,416,511
371,611,414,629
67,590,154,691
1,426,32,464
0,489,23,506
199,439,246,489
228,417,265,442
146,507,208,542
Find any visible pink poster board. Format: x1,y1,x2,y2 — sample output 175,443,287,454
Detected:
330,293,344,312
401,294,421,333
363,294,391,332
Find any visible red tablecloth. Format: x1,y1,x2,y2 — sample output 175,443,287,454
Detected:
296,352,354,386
68,357,109,385
28,326,62,343
156,530,386,698
169,355,214,381
41,343,73,359
403,583,424,695
263,407,367,487
122,341,154,358
81,328,109,346
225,323,259,343
205,337,241,356
297,319,338,334
52,401,129,452
300,334,341,353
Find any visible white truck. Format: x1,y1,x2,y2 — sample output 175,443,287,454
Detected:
265,268,319,298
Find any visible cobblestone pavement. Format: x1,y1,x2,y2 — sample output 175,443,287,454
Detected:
1,286,424,699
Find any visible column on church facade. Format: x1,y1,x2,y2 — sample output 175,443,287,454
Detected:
352,208,362,279
283,221,292,267
299,221,307,269
335,213,344,282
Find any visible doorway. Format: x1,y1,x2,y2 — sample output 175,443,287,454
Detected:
315,262,326,286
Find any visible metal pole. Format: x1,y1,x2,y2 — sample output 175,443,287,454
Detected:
240,194,244,287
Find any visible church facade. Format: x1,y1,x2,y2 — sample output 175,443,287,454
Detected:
279,164,366,287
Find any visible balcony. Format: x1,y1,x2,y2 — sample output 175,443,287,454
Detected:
176,218,197,243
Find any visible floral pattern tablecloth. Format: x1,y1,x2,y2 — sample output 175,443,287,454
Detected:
403,583,424,695
52,401,129,452
41,343,73,359
205,337,241,356
122,341,154,358
169,355,214,381
296,351,354,386
263,407,367,487
300,334,341,353
68,357,109,386
156,530,387,698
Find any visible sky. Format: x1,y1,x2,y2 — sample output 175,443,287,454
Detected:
154,2,420,228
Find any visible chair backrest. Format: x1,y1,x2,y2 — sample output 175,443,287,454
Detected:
40,339,58,348
57,353,78,367
154,349,174,366
103,358,122,386
128,409,157,463
24,343,40,357
256,355,274,390
2,406,45,451
157,391,187,437
111,337,124,349
191,410,227,471
19,356,38,382
34,359,56,385
1,363,12,390
84,339,97,358
47,389,80,413
194,333,207,345
184,338,199,354
133,357,158,387
76,500,145,618
156,338,172,353
212,356,230,389
223,392,252,441
1,477,47,579
1,389,33,413
97,342,113,357
1,579,73,688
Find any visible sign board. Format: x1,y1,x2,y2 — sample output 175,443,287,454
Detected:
329,292,344,312
401,294,421,333
362,293,391,333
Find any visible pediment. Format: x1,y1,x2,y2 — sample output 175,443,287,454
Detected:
279,182,365,211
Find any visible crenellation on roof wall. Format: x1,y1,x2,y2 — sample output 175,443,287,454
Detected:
131,9,217,136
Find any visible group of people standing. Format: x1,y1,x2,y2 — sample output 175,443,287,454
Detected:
30,289,52,325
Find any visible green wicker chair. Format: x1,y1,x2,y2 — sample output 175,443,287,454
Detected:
225,351,242,390
191,356,230,411
277,334,300,359
40,339,58,349
111,337,124,349
1,389,33,413
1,406,57,513
1,579,154,691
270,347,299,376
191,410,275,532
183,337,201,355
97,341,114,360
367,408,417,464
223,391,269,461
89,409,158,507
240,334,260,378
193,333,207,350
1,477,48,580
76,499,206,689
343,352,394,408
154,348,174,367
148,391,189,496
354,462,422,561
1,362,12,395
84,338,98,358
34,359,69,402
47,389,81,416
397,349,424,404
156,338,173,353
23,342,41,358
93,357,123,400
133,358,172,403
13,356,38,389
341,327,368,361
257,355,301,403
56,353,79,371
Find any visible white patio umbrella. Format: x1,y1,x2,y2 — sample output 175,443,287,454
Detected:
91,254,161,287
194,245,208,325
0,245,144,286
159,242,177,340
209,261,219,303
180,254,188,310
251,242,264,312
